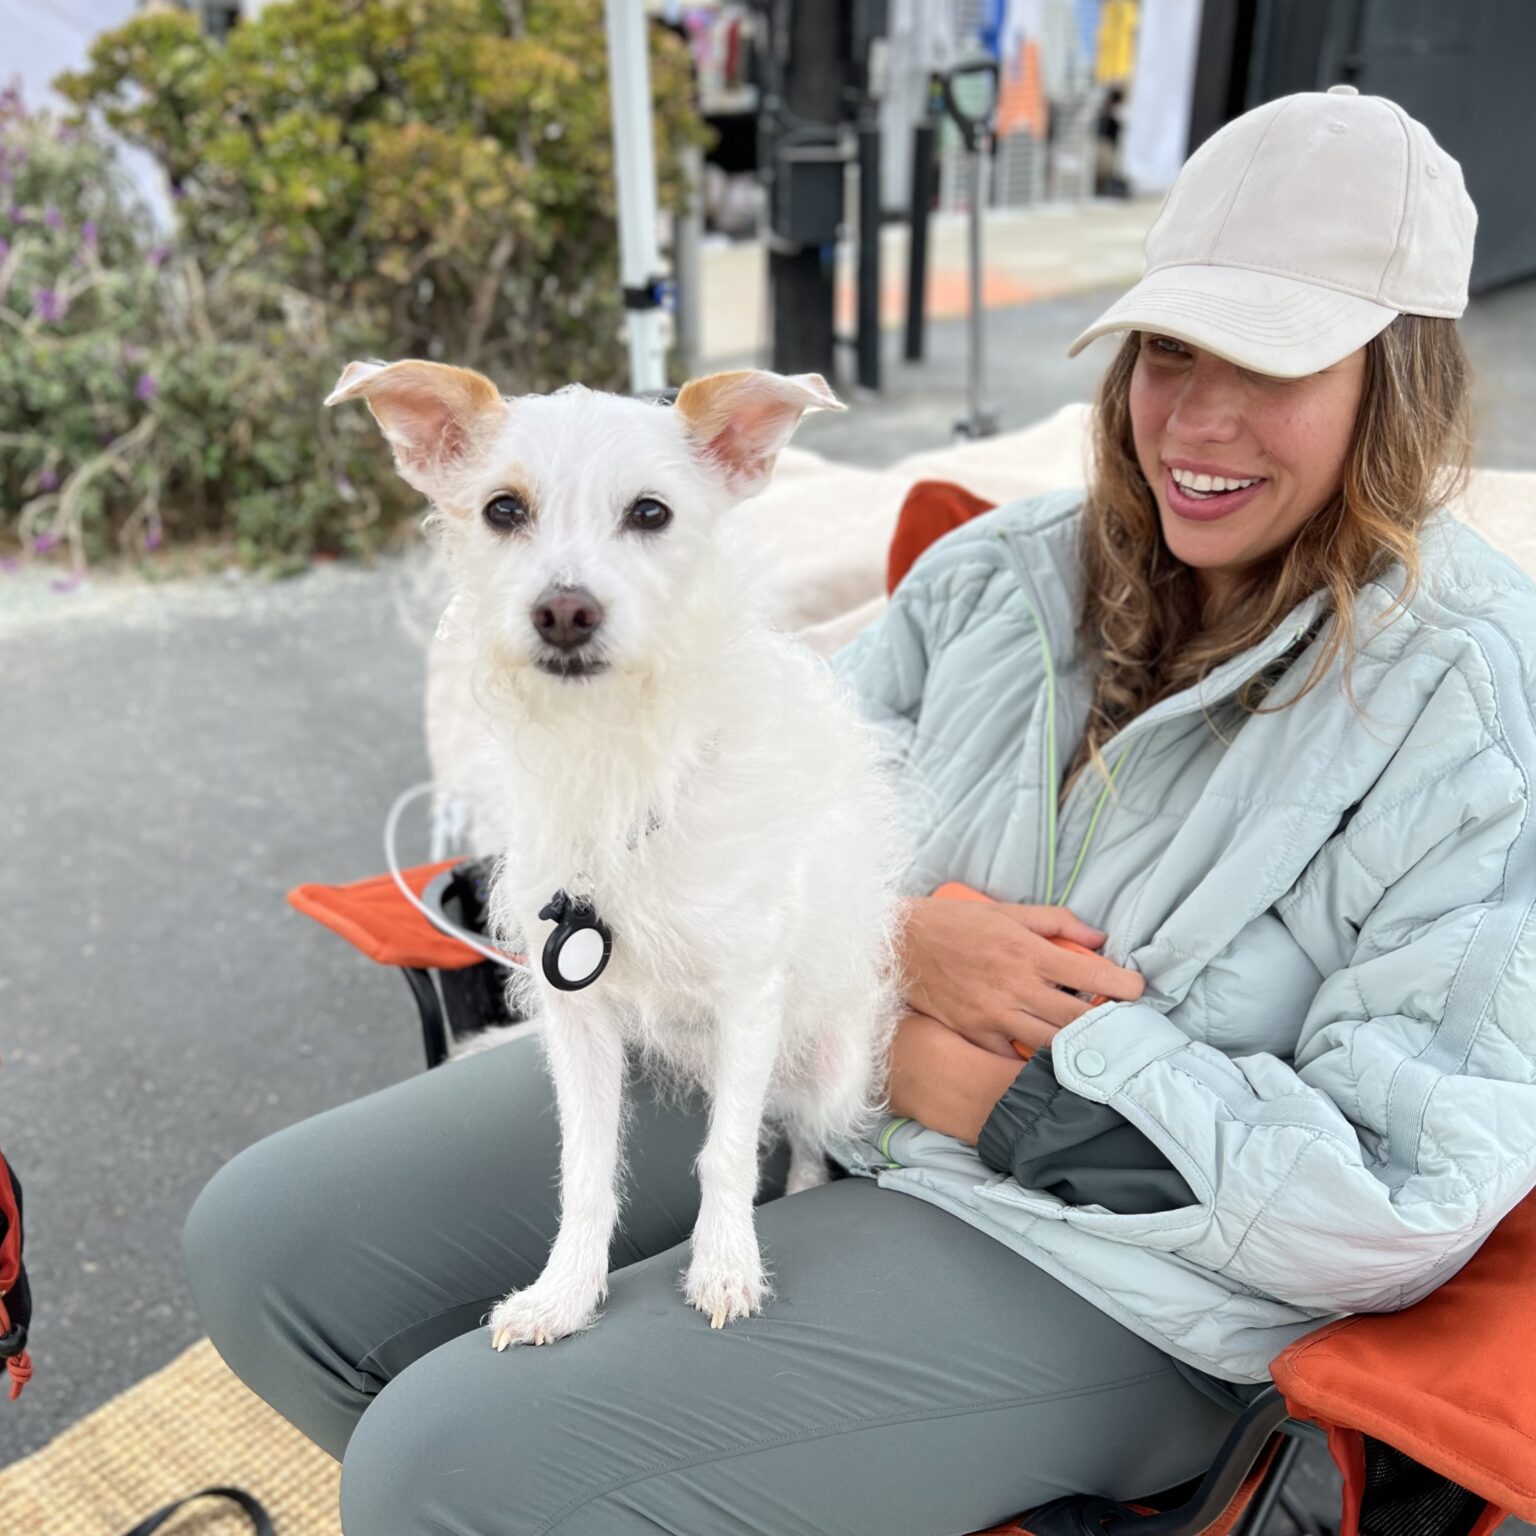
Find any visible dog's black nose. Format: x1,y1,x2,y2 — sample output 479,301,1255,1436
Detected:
532,586,604,651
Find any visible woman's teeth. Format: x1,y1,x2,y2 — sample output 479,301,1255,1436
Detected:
1170,468,1262,498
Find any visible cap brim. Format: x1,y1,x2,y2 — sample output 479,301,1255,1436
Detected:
1066,264,1398,378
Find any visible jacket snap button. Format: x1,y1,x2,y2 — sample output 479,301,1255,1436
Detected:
1076,1048,1107,1078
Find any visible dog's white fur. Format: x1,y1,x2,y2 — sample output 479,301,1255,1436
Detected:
328,361,909,1344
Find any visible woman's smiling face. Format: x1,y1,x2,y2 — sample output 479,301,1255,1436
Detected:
1128,333,1367,608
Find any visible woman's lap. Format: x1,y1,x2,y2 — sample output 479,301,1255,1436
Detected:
182,1029,752,1457
183,1032,1239,1536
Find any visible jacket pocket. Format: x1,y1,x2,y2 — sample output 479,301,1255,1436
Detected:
974,1177,1214,1250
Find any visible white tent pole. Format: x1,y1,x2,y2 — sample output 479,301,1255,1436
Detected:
604,0,667,394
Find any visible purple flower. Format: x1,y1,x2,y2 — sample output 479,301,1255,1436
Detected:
33,287,67,323
81,219,97,248
33,530,60,554
43,204,62,231
169,181,185,201
0,556,20,575
147,244,170,268
144,518,162,551
38,467,58,491
135,371,158,402
0,236,8,263
51,573,82,594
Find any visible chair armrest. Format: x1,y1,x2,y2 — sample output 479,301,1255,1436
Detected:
1271,1191,1536,1520
287,858,485,971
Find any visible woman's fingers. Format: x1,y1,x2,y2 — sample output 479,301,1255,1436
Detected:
951,1015,1033,1059
995,905,1144,998
1008,1010,1062,1056
1017,985,1091,1030
1050,947,1145,1001
997,903,1106,947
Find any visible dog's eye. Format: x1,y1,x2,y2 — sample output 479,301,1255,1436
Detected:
625,496,672,534
483,492,531,532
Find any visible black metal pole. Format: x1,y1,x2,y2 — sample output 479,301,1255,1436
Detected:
765,0,844,381
904,116,935,362
857,117,882,391
771,244,838,375
1232,1434,1303,1536
401,967,451,1070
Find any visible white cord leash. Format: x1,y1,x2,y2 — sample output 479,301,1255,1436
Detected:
383,783,533,974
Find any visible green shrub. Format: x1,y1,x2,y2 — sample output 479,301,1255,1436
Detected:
0,87,408,574
59,0,708,392
2,0,706,577
0,86,166,571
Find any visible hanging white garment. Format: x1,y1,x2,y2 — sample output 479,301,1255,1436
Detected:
880,0,966,207
1120,0,1203,193
1039,0,1087,101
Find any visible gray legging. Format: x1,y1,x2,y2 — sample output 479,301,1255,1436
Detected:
182,1031,1241,1536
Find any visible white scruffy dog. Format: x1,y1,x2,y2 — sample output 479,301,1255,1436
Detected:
327,361,909,1346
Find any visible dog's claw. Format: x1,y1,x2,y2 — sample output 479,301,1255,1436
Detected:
685,1260,767,1329
487,1283,599,1350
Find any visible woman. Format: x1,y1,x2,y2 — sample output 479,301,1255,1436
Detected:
183,88,1536,1536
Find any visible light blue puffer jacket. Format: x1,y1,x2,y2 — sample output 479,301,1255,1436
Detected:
825,487,1536,1383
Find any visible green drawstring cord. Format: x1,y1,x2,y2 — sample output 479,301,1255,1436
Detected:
1051,740,1136,909
879,1116,911,1167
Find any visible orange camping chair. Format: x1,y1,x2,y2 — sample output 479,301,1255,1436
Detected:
286,478,1536,1536
289,853,527,1069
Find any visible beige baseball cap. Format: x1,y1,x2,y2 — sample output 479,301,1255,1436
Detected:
1067,85,1478,378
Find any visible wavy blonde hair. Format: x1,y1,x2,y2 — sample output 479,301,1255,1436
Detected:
1058,316,1473,810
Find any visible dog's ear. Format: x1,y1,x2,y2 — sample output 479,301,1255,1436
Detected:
675,370,845,497
325,359,506,501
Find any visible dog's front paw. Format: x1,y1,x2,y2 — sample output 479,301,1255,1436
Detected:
683,1254,770,1329
488,1283,601,1351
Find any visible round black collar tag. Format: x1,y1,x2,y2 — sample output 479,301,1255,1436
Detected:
538,890,613,991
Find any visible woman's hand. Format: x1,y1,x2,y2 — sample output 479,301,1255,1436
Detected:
885,1010,1024,1145
896,896,1146,1058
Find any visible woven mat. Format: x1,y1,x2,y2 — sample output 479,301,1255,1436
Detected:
0,1337,341,1535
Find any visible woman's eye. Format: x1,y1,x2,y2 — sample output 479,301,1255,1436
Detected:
1146,335,1188,358
483,492,531,532
626,496,673,534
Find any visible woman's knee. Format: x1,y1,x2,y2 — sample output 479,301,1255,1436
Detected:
182,1125,351,1369
338,1339,601,1536
183,1138,284,1340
